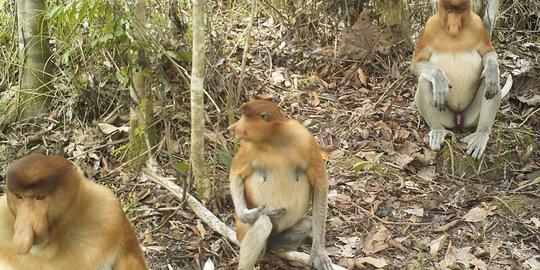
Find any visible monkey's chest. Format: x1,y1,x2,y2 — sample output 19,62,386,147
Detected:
430,51,483,112
245,168,311,233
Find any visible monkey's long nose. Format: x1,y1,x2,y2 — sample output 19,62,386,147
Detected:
448,25,460,37
13,212,34,255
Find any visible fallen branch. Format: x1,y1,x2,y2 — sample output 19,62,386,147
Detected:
143,170,346,270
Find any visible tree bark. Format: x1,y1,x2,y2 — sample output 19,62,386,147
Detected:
2,0,53,124
191,0,210,201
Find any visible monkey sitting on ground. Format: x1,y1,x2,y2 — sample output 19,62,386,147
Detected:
0,154,148,270
411,0,502,159
228,99,333,270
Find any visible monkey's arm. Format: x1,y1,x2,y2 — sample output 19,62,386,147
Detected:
481,51,500,99
411,60,451,111
230,175,285,224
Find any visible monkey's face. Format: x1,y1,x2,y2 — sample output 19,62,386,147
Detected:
6,190,52,255
5,154,78,255
440,0,470,36
228,115,269,142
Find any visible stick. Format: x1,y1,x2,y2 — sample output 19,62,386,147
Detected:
142,170,346,270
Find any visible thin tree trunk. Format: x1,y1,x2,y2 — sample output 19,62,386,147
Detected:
191,0,210,201
125,0,157,168
5,0,52,123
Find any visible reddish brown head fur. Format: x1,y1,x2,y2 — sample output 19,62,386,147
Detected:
228,100,288,143
239,100,287,122
7,154,75,193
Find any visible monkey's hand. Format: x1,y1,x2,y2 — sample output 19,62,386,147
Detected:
430,69,451,110
310,248,333,270
264,207,286,220
238,207,268,224
238,206,286,224
462,131,490,159
428,129,452,151
481,57,500,99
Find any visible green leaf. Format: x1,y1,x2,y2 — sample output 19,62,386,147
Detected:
219,149,234,169
353,161,372,172
173,162,190,172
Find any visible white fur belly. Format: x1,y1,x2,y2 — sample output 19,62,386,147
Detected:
430,51,482,112
248,171,310,233
0,261,16,270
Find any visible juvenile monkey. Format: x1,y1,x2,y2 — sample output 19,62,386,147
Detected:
411,0,501,159
228,99,333,270
0,154,148,270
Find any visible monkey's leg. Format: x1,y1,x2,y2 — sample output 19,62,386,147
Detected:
267,216,312,251
238,215,273,270
462,80,502,159
414,77,454,150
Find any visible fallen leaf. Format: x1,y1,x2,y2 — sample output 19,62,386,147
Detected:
97,123,129,135
196,220,206,238
404,207,424,217
336,236,360,258
355,256,388,268
271,70,285,83
417,166,436,181
357,67,369,87
404,180,420,191
328,149,345,160
524,257,540,269
439,245,487,270
363,225,391,255
462,206,494,222
143,228,154,245
430,234,448,255
489,239,502,258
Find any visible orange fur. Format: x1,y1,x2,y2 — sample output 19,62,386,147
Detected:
0,154,148,270
228,100,331,269
412,0,494,64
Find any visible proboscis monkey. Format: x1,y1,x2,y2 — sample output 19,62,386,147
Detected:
0,154,148,270
228,99,333,270
411,0,502,159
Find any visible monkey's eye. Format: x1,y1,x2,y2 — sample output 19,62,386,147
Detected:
14,193,23,200
260,112,269,121
35,194,46,201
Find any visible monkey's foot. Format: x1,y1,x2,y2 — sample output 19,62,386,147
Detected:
310,249,333,270
428,129,453,151
462,131,490,159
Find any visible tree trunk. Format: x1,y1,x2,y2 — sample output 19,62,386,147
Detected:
125,0,157,168
191,0,210,201
1,0,53,124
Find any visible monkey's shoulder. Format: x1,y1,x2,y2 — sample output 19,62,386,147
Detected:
0,196,14,238
75,181,133,237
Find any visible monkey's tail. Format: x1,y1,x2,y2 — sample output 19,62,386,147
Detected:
501,74,513,98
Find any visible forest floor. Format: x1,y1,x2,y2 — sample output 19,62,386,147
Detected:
1,4,539,270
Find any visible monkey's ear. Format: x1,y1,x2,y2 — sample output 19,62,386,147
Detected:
261,112,269,121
